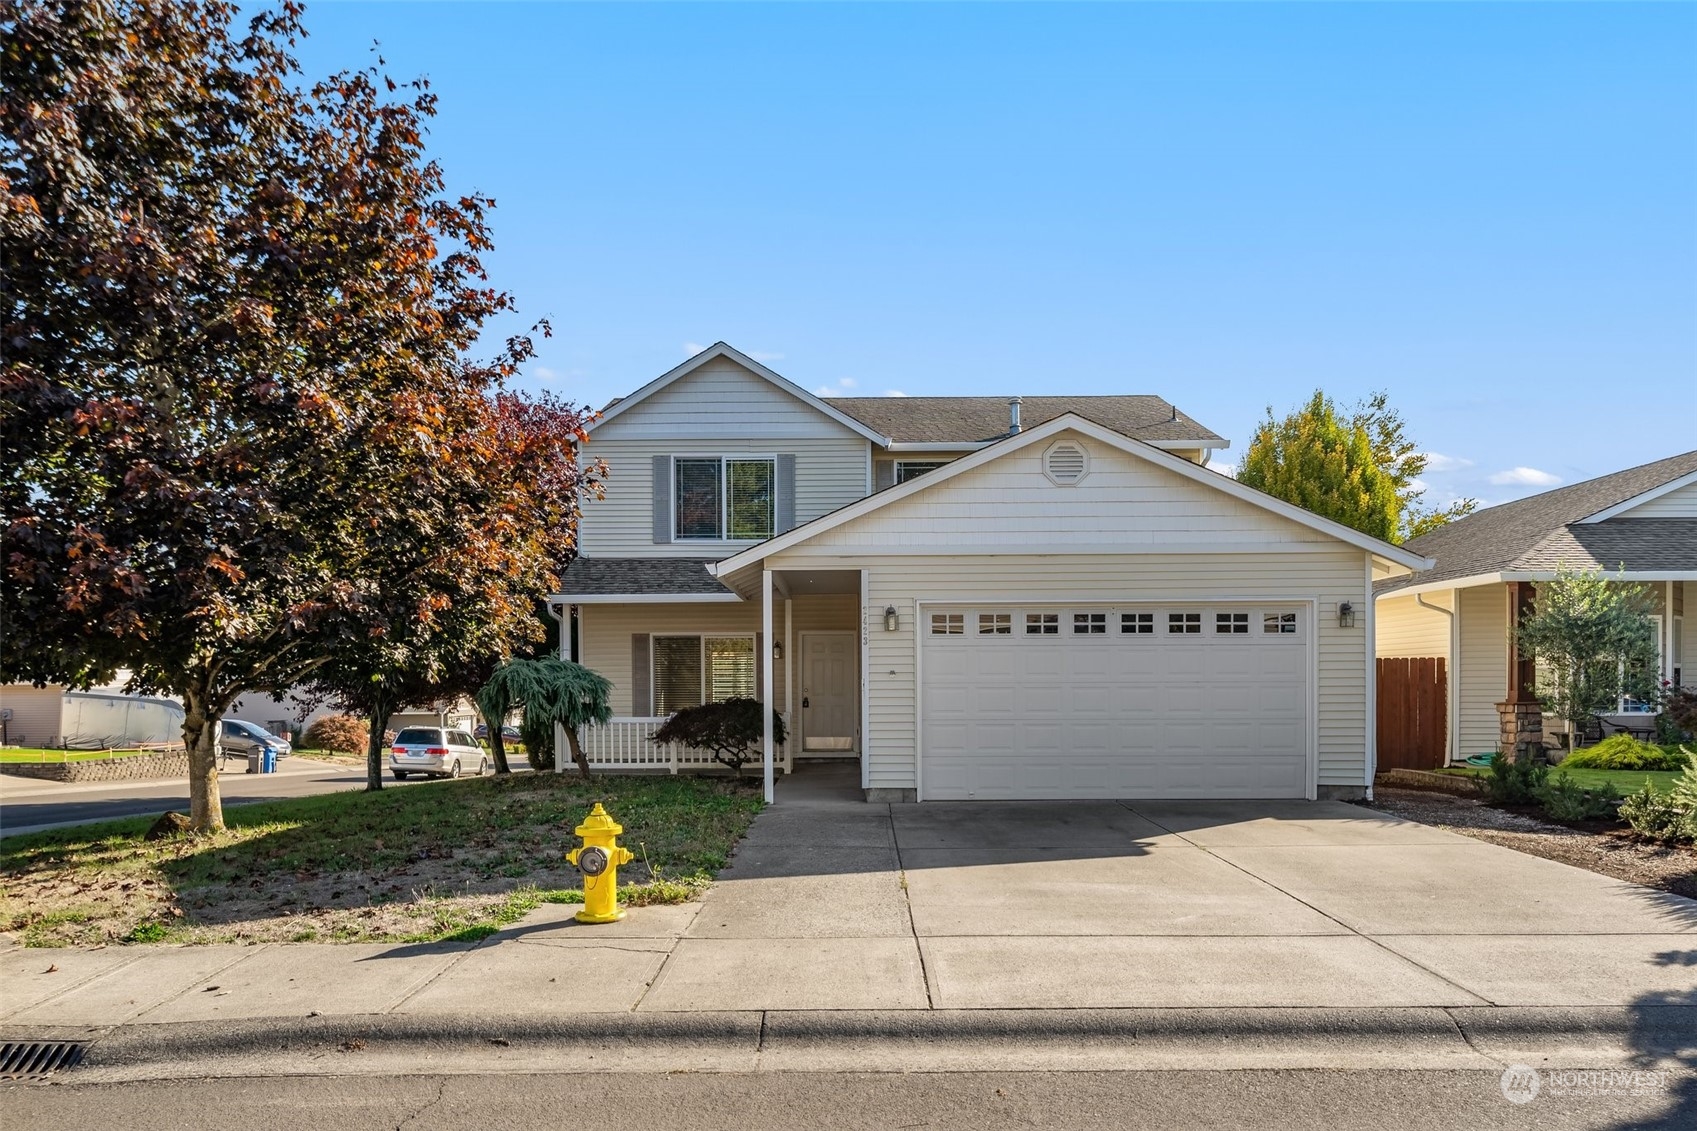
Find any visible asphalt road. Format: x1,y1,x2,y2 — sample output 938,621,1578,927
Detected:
0,757,461,835
2,1070,1683,1130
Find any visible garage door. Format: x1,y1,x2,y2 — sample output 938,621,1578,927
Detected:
921,603,1310,800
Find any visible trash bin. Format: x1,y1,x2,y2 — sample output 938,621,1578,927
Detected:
246,749,260,774
261,746,277,774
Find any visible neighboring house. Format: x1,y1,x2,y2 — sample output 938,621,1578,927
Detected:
555,342,1430,801
228,692,478,738
1375,450,1697,766
0,681,185,749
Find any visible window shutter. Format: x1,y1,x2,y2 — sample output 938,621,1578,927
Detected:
631,634,651,715
875,461,895,491
652,455,673,543
775,455,796,533
754,633,764,700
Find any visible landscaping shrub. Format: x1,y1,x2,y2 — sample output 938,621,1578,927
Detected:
1532,771,1620,823
1560,735,1691,772
1485,752,1548,806
302,714,369,754
1664,688,1697,739
1619,784,1693,842
651,698,787,772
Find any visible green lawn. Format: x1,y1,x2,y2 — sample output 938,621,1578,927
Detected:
1438,765,1684,795
1,772,763,947
0,746,162,763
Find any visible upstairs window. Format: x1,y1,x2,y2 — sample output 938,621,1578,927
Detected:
896,461,949,484
675,457,774,540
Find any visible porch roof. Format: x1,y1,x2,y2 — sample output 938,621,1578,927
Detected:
552,557,739,603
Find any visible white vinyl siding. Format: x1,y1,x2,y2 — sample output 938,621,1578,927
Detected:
581,435,870,557
576,598,857,717
806,437,1330,550
1612,480,1697,519
1375,592,1452,659
1456,584,1508,758
764,548,1368,795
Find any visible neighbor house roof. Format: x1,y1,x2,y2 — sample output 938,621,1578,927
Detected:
554,558,736,602
1378,449,1697,595
830,396,1226,448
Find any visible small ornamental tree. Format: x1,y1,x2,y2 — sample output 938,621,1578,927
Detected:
652,698,787,774
1517,565,1660,741
476,659,614,779
1237,391,1476,543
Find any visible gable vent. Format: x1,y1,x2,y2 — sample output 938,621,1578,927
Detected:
1043,441,1089,485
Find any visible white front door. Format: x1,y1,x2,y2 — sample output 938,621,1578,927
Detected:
800,632,858,752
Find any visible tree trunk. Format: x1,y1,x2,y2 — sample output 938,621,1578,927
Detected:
564,723,590,781
180,688,225,833
365,690,398,792
488,720,511,775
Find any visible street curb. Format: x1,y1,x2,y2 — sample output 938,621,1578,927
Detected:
7,1005,1693,1080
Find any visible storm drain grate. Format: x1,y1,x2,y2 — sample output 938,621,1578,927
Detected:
0,1041,86,1079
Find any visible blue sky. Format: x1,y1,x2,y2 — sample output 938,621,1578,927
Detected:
290,2,1695,508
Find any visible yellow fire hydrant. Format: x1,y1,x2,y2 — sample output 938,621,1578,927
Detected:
566,803,634,923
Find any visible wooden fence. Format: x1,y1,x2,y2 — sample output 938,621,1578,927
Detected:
1377,657,1447,771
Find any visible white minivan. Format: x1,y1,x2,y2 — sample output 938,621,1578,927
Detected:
389,726,488,780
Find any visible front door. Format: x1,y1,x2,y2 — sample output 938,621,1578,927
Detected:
800,632,857,752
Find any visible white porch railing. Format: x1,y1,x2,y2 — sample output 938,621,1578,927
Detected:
570,716,793,774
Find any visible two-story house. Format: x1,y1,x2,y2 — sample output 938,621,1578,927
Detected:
555,343,1430,802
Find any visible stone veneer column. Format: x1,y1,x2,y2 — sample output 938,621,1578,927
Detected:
1496,700,1544,763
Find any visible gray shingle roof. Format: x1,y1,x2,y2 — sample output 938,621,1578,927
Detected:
557,558,731,597
829,396,1226,446
1380,450,1697,593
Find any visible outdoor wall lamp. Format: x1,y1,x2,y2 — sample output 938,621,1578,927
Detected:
1338,601,1356,629
772,641,783,661
883,606,899,632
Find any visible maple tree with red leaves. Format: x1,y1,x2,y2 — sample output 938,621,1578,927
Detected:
2,1,601,828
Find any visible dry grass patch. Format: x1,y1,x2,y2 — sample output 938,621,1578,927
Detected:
1,773,762,946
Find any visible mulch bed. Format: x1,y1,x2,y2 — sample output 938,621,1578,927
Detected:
1367,787,1697,901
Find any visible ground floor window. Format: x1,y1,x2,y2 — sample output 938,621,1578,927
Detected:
653,635,756,713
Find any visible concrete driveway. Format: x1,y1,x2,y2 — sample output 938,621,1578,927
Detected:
627,764,1697,1014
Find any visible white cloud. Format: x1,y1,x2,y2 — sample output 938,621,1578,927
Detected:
883,390,907,397
1488,466,1562,487
814,377,859,398
683,341,708,357
1212,461,1238,479
1422,452,1474,473
1406,477,1428,495
532,366,558,381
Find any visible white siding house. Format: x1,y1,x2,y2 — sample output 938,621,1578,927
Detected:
558,342,1427,802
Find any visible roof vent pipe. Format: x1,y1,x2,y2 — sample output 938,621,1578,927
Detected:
1009,397,1022,435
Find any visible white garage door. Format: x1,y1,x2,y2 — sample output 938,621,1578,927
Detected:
921,604,1310,800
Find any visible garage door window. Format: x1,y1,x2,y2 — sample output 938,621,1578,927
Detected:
1215,612,1250,635
1120,612,1154,634
1072,612,1107,634
1168,612,1201,634
1025,613,1059,635
931,613,965,635
978,613,1012,635
1264,612,1299,635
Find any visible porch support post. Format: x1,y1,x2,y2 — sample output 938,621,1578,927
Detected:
1505,581,1538,704
1666,581,1676,695
762,568,775,805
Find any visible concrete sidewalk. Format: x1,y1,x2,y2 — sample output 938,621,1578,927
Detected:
4,762,1696,1078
